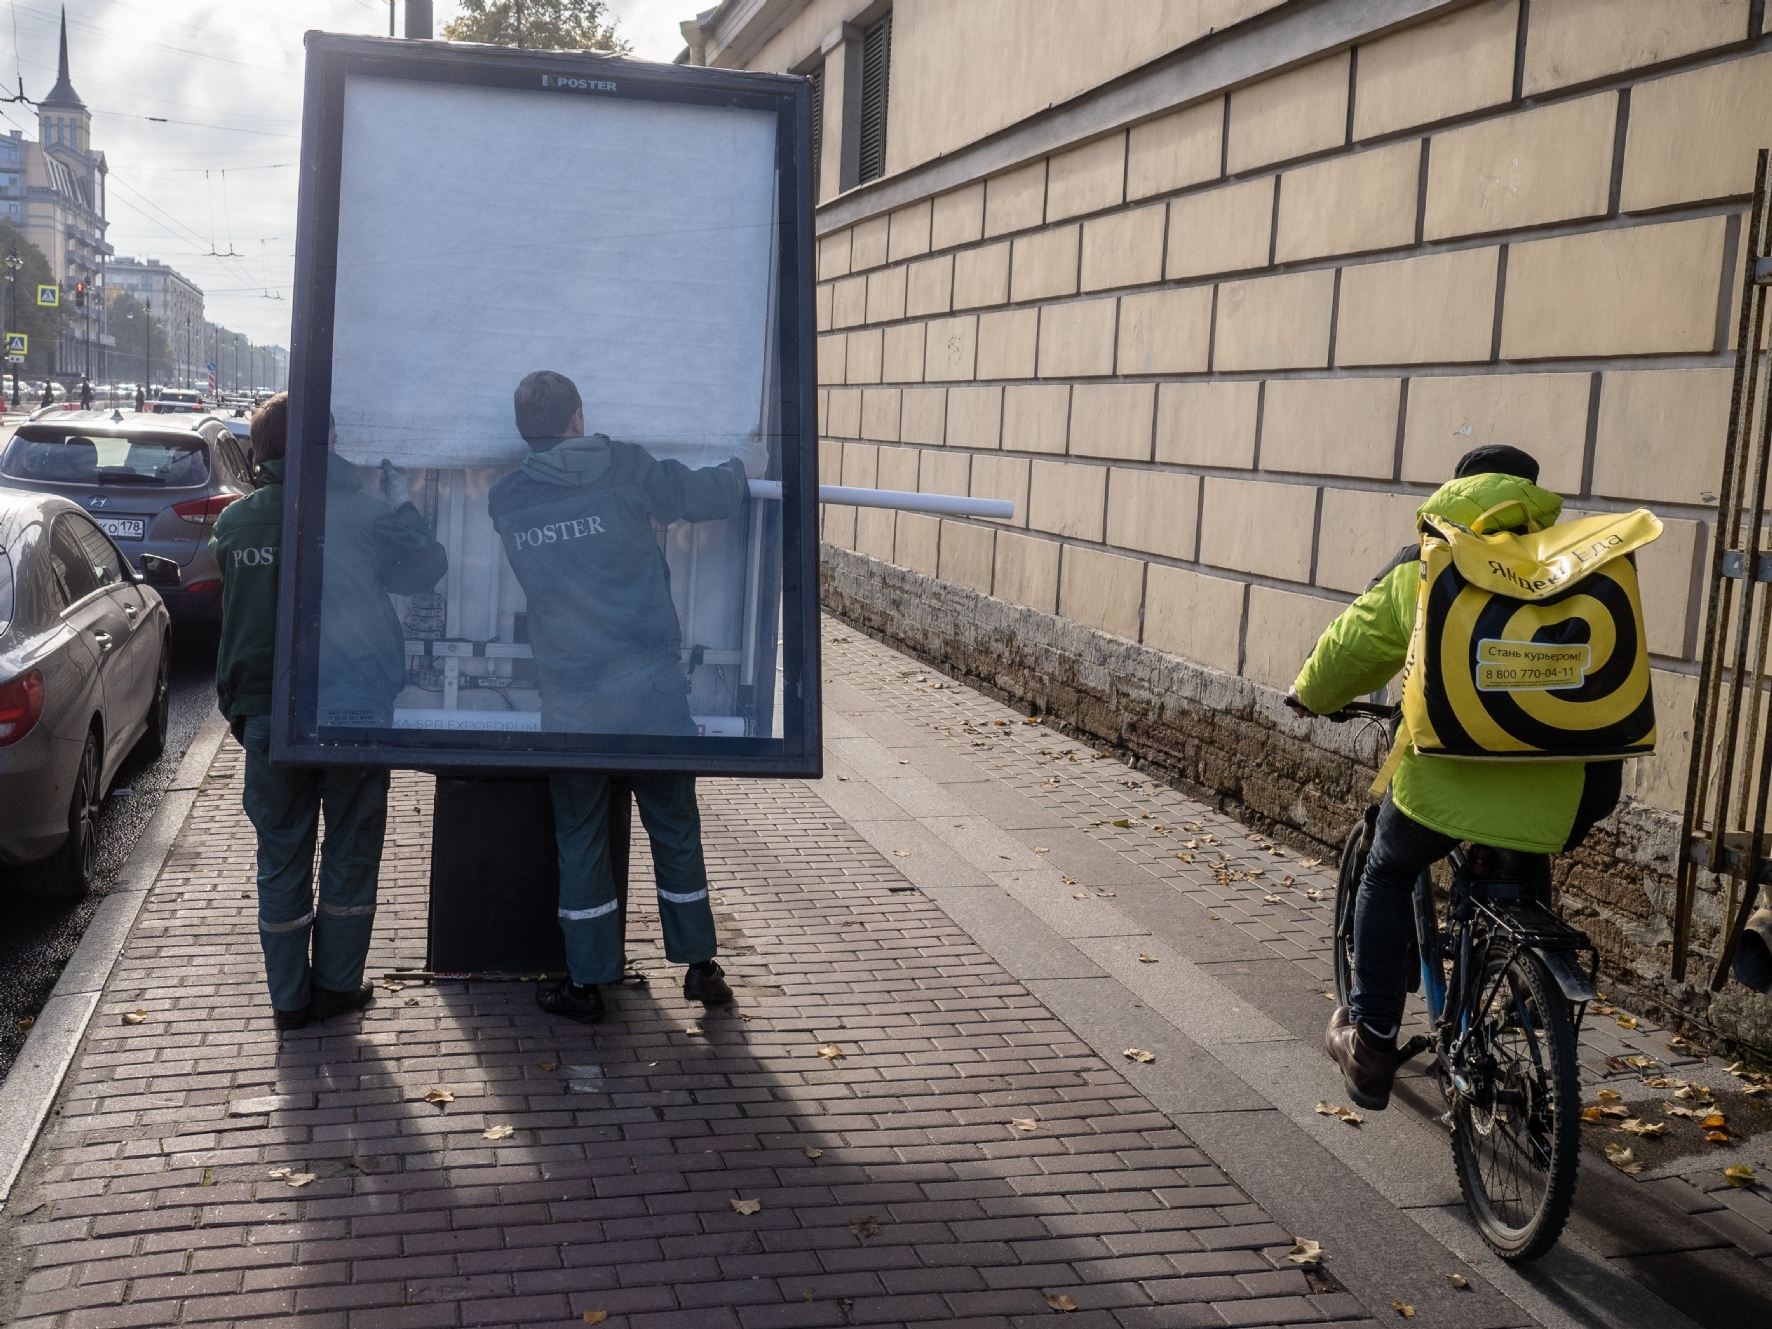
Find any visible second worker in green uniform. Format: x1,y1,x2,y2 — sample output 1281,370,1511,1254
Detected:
489,369,745,1023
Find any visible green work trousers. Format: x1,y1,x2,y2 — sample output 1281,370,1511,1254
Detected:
240,715,389,1013
549,772,718,986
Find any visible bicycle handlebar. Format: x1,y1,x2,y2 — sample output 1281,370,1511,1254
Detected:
1324,701,1400,723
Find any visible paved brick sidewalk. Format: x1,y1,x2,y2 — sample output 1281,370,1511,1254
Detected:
0,732,1375,1326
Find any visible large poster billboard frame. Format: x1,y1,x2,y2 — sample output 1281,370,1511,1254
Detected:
273,33,820,777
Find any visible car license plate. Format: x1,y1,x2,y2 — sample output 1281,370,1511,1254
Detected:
97,517,145,540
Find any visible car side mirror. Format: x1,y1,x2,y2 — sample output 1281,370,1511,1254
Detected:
139,554,181,589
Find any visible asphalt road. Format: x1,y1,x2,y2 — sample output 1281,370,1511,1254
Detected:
0,625,219,1084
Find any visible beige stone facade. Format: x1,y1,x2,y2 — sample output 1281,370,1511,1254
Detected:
690,0,1771,1036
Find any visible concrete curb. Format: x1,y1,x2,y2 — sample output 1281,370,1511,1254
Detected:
0,709,231,1208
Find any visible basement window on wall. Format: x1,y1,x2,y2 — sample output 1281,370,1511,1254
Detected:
858,11,891,184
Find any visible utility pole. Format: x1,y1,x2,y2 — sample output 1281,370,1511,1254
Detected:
145,295,152,401
4,245,19,407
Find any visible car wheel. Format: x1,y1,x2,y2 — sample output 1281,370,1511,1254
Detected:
21,730,100,898
135,637,171,763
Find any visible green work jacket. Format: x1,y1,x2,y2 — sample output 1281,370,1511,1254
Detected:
1292,472,1594,853
487,433,746,692
211,453,446,724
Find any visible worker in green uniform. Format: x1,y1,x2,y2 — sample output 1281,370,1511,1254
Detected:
489,369,745,1023
212,393,447,1030
1286,445,1622,1110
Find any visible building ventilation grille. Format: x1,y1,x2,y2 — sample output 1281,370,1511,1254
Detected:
858,12,891,184
808,61,824,199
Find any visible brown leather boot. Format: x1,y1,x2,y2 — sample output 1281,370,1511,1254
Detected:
1325,1005,1402,1111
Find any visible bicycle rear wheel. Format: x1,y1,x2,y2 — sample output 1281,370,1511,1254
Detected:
1449,947,1581,1262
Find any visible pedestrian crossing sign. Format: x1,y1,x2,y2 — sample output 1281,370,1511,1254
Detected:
5,332,25,354
36,284,58,307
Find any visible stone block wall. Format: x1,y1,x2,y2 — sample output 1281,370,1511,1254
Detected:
728,0,1772,1048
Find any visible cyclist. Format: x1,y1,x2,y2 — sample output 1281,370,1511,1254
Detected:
1285,445,1622,1111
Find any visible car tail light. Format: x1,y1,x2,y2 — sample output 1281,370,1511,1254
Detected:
0,669,45,746
172,494,240,524
183,579,221,595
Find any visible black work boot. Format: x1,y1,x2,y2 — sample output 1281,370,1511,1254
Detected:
538,980,605,1024
309,983,375,1023
273,1005,310,1031
1325,1005,1403,1111
683,960,733,1006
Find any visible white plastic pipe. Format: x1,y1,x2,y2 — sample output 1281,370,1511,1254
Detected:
748,479,1012,520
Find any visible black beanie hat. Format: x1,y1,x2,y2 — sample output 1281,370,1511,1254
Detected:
1453,444,1539,484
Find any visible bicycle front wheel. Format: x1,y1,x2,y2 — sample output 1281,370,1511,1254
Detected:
1449,947,1581,1262
1332,818,1365,1005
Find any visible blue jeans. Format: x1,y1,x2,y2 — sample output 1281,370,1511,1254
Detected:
240,715,389,1012
1350,795,1456,1034
549,772,718,986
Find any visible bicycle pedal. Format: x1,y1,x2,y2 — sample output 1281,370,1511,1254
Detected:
1398,1034,1432,1062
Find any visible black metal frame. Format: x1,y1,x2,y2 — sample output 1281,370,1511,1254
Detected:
273,33,821,777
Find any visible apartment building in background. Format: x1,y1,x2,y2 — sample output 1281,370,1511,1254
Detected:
681,0,1772,1046
109,256,206,387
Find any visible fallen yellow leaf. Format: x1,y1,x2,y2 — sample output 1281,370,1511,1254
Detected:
1445,1273,1470,1289
1011,1118,1039,1132
1615,1014,1638,1030
1137,954,1158,964
1724,1165,1756,1188
1122,1048,1155,1064
1706,1130,1731,1143
424,1088,453,1105
816,1043,845,1061
483,1125,514,1140
1701,1112,1727,1130
1392,1301,1415,1317
16,1018,32,1033
730,1198,762,1215
1286,1239,1323,1265
802,1145,823,1159
1111,819,1131,828
1046,1293,1078,1312
1597,1088,1622,1101
1621,1119,1667,1137
1604,1142,1643,1174
583,1312,609,1324
892,850,909,857
538,1061,557,1071
1034,846,1050,854
685,1025,704,1037
121,1009,147,1025
1581,1107,1604,1124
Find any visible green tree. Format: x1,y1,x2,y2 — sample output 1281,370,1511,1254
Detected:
0,218,74,376
443,0,629,51
107,289,171,389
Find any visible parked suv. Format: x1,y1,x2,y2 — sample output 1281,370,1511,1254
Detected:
148,388,206,414
0,413,257,622
0,489,172,895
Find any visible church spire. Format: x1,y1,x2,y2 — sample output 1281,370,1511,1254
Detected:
42,6,84,109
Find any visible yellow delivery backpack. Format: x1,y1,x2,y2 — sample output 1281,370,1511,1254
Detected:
1397,502,1663,762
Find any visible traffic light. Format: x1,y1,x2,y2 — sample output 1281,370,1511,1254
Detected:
74,282,85,308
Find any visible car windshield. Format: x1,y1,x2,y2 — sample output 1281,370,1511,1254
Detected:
1,429,209,487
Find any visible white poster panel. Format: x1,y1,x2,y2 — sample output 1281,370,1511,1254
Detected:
315,75,782,742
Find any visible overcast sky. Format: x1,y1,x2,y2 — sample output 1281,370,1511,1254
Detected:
0,0,692,350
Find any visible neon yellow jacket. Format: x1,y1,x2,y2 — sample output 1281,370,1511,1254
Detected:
1292,473,1588,852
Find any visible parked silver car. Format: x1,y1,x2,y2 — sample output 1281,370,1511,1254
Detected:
0,412,256,622
0,489,172,895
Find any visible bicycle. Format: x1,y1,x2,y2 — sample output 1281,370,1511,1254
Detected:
1325,701,1598,1262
